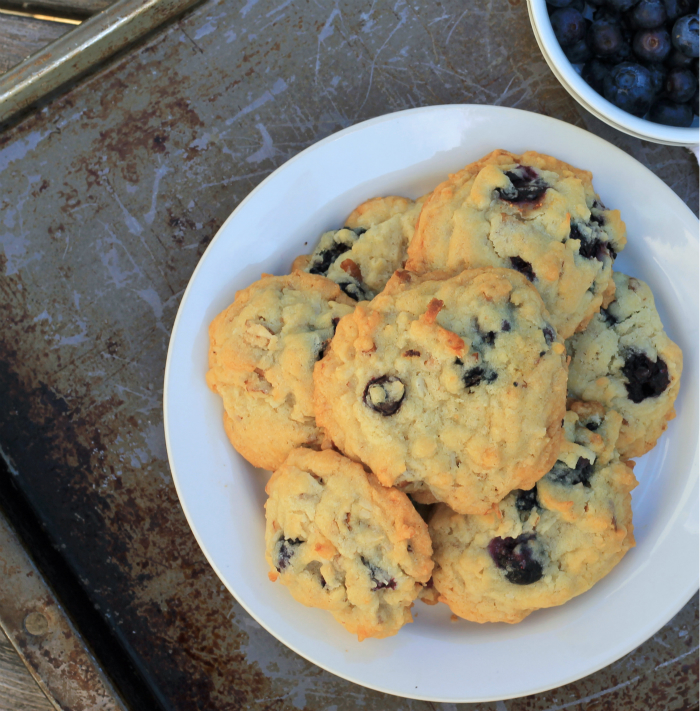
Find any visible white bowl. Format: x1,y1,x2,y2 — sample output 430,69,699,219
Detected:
527,0,700,147
164,105,699,702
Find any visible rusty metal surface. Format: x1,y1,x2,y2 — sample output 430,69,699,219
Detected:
0,511,125,710
0,0,202,125
0,0,697,709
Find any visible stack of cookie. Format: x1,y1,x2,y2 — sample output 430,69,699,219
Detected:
206,149,683,640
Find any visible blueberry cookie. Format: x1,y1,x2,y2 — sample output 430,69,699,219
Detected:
206,273,355,470
430,405,637,623
292,196,424,301
567,272,683,458
406,150,627,339
314,268,568,515
265,448,433,640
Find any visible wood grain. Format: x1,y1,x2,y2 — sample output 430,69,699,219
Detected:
0,13,73,73
0,629,53,711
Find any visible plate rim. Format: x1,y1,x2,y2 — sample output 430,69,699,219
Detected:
163,103,700,703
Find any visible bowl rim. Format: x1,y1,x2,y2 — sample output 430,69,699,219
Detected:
527,0,700,146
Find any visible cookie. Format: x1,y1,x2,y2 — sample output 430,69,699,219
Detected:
406,150,627,339
430,405,637,623
264,448,433,640
292,196,424,301
567,271,683,458
314,267,568,515
206,272,355,470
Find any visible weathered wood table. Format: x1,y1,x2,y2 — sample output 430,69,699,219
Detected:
0,1,697,709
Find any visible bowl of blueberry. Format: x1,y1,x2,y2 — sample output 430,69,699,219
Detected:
528,0,699,145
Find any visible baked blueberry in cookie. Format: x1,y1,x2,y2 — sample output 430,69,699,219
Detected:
429,405,637,623
293,195,425,301
567,271,682,458
205,272,355,471
621,351,670,403
488,533,545,585
406,149,627,339
363,375,406,416
314,267,568,515
264,448,433,640
546,456,595,487
497,165,549,204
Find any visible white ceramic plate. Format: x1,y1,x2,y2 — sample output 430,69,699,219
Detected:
164,105,699,703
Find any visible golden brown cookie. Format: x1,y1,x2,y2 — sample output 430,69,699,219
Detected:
265,448,433,640
406,149,626,339
206,272,354,470
292,195,425,301
430,405,637,623
567,271,683,458
314,267,568,514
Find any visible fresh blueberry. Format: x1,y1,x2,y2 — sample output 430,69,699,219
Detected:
361,557,396,591
547,456,595,487
547,0,574,6
588,17,628,57
488,534,544,585
276,537,303,572
645,62,668,94
649,96,695,122
515,487,539,512
462,366,498,390
607,0,641,10
363,375,406,416
582,58,613,92
551,8,587,45
622,351,670,401
628,0,668,27
666,46,696,66
604,62,655,115
664,0,699,22
633,27,672,61
665,66,697,99
565,38,594,62
672,14,700,56
509,256,536,281
498,166,549,203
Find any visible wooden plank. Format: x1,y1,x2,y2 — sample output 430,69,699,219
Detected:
0,628,54,711
0,0,112,21
0,13,73,74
